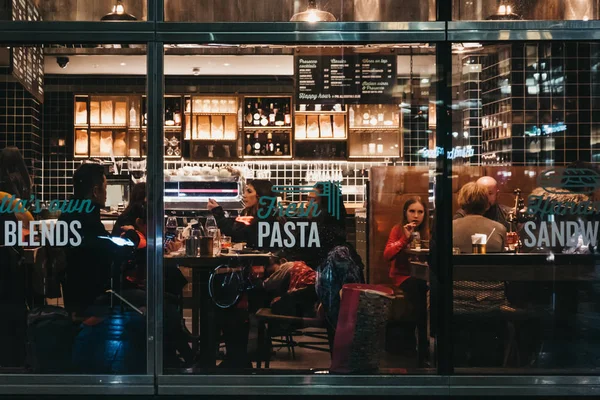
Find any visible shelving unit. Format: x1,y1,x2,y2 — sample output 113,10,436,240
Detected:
242,95,293,159
347,104,401,159
184,95,239,161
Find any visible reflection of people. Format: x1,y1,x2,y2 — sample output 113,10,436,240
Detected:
384,197,429,358
207,179,275,250
111,182,146,236
454,176,511,231
453,182,507,253
60,163,116,318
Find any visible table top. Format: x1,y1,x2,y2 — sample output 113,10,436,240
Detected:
164,251,273,268
410,253,600,282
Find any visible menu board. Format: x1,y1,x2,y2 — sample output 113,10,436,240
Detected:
10,0,44,102
296,55,396,105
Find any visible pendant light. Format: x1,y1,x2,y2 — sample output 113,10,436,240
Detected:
101,0,137,21
486,3,523,20
290,0,336,22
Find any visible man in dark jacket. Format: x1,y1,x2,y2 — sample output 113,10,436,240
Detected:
454,176,512,231
59,164,119,318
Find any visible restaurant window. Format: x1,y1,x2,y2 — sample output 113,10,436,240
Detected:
450,41,600,372
161,43,441,374
0,0,147,22
163,0,436,22
453,0,599,20
0,42,150,375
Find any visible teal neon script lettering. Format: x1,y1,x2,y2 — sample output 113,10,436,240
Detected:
257,197,321,219
0,194,95,214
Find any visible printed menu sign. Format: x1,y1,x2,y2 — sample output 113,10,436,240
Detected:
10,0,44,102
296,55,396,105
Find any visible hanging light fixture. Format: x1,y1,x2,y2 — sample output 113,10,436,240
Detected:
101,0,137,21
290,0,336,22
486,2,523,20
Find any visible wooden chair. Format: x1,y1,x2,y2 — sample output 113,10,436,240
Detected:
255,308,330,368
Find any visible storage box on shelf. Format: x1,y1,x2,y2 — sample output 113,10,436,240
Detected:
74,95,141,158
243,95,293,159
347,104,401,159
185,95,240,161
294,104,348,159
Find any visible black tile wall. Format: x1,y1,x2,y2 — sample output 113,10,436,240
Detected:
0,68,43,197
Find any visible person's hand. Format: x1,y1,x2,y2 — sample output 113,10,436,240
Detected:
207,198,220,211
165,239,183,254
270,296,281,306
403,222,417,239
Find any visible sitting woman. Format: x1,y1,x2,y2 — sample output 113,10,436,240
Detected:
207,179,278,250
384,196,429,357
263,253,318,318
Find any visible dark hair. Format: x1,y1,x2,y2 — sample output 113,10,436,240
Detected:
244,179,275,217
400,196,430,240
313,182,347,239
127,202,147,224
130,182,146,204
0,146,32,200
72,163,106,200
458,182,489,215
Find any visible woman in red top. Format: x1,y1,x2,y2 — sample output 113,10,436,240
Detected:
384,197,429,362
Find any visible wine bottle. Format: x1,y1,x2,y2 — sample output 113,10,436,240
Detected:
253,132,261,155
284,104,291,125
349,106,355,128
267,132,274,155
377,104,384,123
165,104,173,124
174,103,182,126
130,103,138,126
253,102,260,126
246,103,253,125
269,103,276,125
245,134,252,155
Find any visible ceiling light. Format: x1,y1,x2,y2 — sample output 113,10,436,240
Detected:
120,62,127,66
192,67,201,76
290,0,336,22
486,3,522,20
101,0,137,21
223,63,231,67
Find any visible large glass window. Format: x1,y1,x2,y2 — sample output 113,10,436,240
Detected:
450,41,600,372
164,0,436,22
0,43,150,375
161,43,440,374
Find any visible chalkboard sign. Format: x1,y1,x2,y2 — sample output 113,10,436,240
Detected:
10,0,44,103
296,55,396,105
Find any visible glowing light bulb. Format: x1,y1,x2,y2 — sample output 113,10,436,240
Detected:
116,4,125,14
506,5,512,14
307,10,319,23
498,5,507,14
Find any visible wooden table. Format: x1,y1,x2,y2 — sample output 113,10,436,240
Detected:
410,254,599,282
164,252,272,367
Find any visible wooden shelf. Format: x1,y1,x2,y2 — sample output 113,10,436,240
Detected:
90,124,128,129
349,126,399,131
184,138,237,142
243,155,293,159
244,126,292,130
295,137,347,141
295,111,346,115
185,112,237,116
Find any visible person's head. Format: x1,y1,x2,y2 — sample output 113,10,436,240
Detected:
127,202,147,235
312,182,347,224
243,179,274,216
476,176,499,207
267,251,288,276
72,163,107,206
0,146,32,200
400,197,429,239
130,182,146,205
458,182,490,216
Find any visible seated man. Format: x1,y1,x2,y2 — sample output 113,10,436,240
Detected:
453,182,507,253
263,254,318,318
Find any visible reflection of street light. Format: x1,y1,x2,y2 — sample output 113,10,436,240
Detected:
486,3,522,20
101,0,137,21
290,0,336,22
